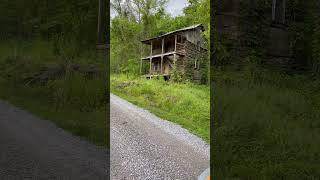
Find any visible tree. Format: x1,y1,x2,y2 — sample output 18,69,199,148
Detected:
97,0,106,45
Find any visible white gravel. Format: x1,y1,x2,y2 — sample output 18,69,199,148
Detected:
110,93,210,179
111,93,210,157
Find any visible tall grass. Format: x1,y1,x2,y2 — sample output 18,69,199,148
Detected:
0,39,108,146
111,74,210,142
213,68,320,179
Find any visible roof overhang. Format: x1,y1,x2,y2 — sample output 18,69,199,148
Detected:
141,24,204,45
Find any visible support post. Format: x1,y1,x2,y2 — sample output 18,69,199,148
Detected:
174,35,177,52
161,38,164,74
161,57,163,74
150,41,153,75
150,58,152,75
174,35,177,67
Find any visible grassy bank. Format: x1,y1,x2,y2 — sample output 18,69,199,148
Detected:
111,74,210,142
213,67,320,179
0,40,108,146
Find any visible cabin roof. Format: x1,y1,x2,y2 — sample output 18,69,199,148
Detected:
141,24,204,44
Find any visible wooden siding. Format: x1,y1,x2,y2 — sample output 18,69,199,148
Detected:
179,28,206,49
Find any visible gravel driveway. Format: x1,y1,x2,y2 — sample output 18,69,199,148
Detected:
0,100,109,180
110,94,210,179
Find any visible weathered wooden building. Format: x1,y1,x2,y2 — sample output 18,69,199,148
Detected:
140,24,207,81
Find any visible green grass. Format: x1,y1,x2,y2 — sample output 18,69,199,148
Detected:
111,74,210,142
213,67,320,179
0,39,108,146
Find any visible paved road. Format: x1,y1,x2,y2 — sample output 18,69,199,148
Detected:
0,100,109,180
110,94,210,179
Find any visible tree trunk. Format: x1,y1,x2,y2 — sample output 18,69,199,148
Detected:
97,0,105,46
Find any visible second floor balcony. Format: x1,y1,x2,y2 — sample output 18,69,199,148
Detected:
141,34,188,60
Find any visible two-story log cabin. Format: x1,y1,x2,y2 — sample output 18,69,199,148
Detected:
140,24,207,81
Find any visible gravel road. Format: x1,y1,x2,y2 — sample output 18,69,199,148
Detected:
110,94,210,179
0,100,109,180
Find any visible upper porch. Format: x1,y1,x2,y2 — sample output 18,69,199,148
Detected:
141,34,187,60
139,24,207,77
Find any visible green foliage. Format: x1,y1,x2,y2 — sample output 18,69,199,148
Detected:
0,0,102,45
213,68,320,179
47,72,106,112
213,28,231,66
184,0,210,47
111,0,210,83
110,16,142,73
200,57,210,84
312,24,320,73
170,58,183,83
311,2,320,74
285,0,316,69
111,74,210,142
0,0,108,146
239,0,271,62
0,39,108,146
214,1,320,178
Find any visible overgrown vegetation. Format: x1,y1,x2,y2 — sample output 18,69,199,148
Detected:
213,0,320,179
0,40,108,146
111,74,210,142
111,0,210,82
110,0,210,142
213,67,320,179
0,0,108,146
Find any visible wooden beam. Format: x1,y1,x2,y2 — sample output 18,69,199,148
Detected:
141,51,179,60
162,38,164,54
161,38,164,74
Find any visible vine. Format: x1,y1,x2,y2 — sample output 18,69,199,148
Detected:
170,57,183,82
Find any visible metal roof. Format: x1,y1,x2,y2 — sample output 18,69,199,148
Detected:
141,24,204,44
